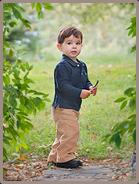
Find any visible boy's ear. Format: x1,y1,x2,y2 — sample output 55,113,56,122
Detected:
57,43,62,51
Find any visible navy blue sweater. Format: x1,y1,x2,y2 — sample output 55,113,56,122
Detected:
52,54,93,111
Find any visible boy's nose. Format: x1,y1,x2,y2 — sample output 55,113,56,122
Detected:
72,44,77,48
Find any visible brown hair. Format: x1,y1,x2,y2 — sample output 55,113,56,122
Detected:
57,26,83,44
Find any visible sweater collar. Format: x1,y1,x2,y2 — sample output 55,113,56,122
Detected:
62,54,81,67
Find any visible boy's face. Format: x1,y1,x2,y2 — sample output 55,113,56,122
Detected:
57,35,82,60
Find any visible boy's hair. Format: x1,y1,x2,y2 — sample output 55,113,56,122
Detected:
57,26,83,44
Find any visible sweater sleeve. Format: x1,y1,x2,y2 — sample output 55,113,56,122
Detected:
55,64,82,99
84,63,93,89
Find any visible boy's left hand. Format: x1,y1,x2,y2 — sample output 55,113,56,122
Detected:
89,86,97,96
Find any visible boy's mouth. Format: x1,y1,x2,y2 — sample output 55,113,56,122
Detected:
71,51,77,54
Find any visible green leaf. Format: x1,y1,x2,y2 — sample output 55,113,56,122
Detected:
33,97,42,106
128,28,132,36
3,136,12,145
131,16,136,24
17,110,28,117
101,133,111,142
8,125,19,140
9,95,17,108
33,97,46,110
131,45,136,53
3,147,8,160
133,128,136,144
19,121,33,131
3,103,9,114
114,97,126,103
38,11,44,19
128,114,136,120
9,48,14,57
3,74,10,85
38,101,46,110
20,96,26,106
22,19,31,29
129,98,136,110
20,143,28,150
36,3,42,12
31,3,35,9
110,132,121,148
28,90,49,97
9,21,17,27
12,7,23,20
24,99,34,113
16,120,20,129
24,77,34,84
12,3,25,12
124,87,135,97
120,100,127,110
127,16,136,38
43,3,53,10
128,120,136,133
29,65,33,71
112,120,129,133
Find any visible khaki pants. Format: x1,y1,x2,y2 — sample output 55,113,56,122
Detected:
47,107,80,163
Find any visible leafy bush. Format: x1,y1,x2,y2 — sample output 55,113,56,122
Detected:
3,3,53,160
103,86,136,148
103,16,136,148
3,60,49,159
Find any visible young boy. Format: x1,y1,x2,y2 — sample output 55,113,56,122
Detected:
47,26,97,169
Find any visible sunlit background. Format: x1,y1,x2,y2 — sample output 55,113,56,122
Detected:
4,3,136,164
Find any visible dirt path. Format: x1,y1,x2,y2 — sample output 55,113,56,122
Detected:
32,163,134,182
3,157,135,182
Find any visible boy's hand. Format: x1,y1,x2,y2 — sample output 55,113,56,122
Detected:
80,89,91,99
89,86,97,96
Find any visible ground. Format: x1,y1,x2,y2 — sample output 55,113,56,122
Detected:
3,156,136,182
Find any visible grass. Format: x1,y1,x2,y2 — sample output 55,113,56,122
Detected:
13,53,136,160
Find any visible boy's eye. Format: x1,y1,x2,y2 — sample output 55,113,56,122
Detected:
66,42,81,45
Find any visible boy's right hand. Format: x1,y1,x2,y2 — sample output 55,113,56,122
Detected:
80,89,91,99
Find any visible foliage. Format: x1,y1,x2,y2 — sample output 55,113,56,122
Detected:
103,16,136,148
3,3,53,160
8,3,135,62
31,2,53,19
3,61,49,159
127,16,136,53
103,86,136,148
4,3,54,61
60,3,135,25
